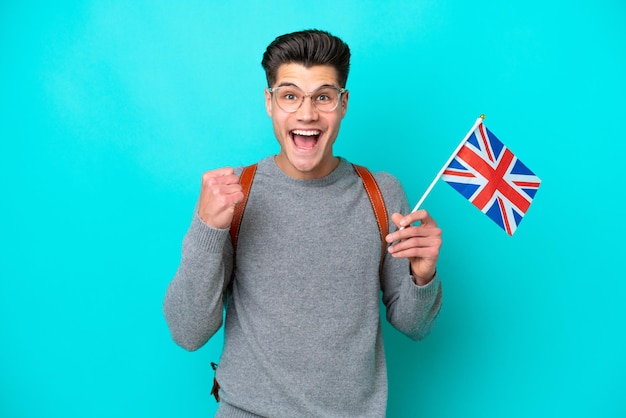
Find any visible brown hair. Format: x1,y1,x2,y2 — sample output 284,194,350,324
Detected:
261,29,351,88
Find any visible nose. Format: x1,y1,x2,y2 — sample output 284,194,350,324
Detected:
296,95,319,121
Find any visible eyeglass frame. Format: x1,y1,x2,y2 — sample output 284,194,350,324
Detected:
266,85,347,113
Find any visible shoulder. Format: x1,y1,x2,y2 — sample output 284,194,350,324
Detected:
233,156,271,177
371,170,402,192
352,164,404,195
351,164,408,212
373,171,407,210
234,156,275,176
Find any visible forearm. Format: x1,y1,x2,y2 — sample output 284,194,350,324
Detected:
163,214,233,351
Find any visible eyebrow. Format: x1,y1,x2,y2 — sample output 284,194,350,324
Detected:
275,82,339,90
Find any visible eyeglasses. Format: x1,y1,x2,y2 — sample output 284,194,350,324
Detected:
268,85,346,113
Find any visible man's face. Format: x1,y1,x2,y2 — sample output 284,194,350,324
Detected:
265,63,349,180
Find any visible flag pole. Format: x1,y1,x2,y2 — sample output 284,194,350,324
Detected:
409,115,485,214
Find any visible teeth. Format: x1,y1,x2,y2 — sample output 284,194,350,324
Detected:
292,129,320,136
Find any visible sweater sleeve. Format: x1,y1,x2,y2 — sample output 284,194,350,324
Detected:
163,211,234,351
383,272,442,341
376,172,443,341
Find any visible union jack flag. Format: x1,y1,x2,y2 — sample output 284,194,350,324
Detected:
441,121,541,235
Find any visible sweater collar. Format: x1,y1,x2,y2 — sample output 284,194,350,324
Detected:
260,155,351,187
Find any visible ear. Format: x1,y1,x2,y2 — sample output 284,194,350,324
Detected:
264,88,273,117
340,90,349,118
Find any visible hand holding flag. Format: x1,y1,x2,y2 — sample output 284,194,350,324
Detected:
386,209,441,285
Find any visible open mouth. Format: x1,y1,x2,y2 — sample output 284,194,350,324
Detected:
290,129,321,150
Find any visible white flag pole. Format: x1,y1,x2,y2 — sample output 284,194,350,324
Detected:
409,115,485,214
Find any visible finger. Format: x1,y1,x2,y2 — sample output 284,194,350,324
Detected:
390,213,404,229
387,213,408,243
391,225,442,244
213,182,244,200
389,245,439,260
399,209,437,228
389,210,433,231
201,170,235,192
388,235,441,257
212,175,242,188
203,173,241,189
386,224,423,245
203,167,235,178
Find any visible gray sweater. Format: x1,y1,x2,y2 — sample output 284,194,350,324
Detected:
164,156,442,417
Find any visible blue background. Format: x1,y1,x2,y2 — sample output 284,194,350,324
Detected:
2,1,625,417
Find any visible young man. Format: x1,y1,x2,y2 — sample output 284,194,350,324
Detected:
164,30,443,417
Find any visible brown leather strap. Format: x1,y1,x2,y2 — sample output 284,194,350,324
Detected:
353,164,389,276
229,164,257,251
210,362,221,402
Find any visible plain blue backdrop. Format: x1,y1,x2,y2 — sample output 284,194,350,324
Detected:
2,1,625,417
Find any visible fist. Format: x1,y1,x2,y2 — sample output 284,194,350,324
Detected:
197,167,244,229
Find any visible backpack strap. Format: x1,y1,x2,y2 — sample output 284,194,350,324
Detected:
229,163,388,275
352,164,389,276
217,165,256,403
210,362,220,402
229,164,257,251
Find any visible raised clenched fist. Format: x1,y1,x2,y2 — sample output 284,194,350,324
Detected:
197,167,245,229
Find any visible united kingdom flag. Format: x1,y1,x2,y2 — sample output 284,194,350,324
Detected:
441,121,541,235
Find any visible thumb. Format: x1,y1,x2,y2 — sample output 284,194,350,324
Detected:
391,213,405,229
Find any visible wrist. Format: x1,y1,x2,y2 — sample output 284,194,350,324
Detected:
410,266,436,286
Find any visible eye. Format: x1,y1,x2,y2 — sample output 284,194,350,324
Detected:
314,89,336,102
283,91,299,101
